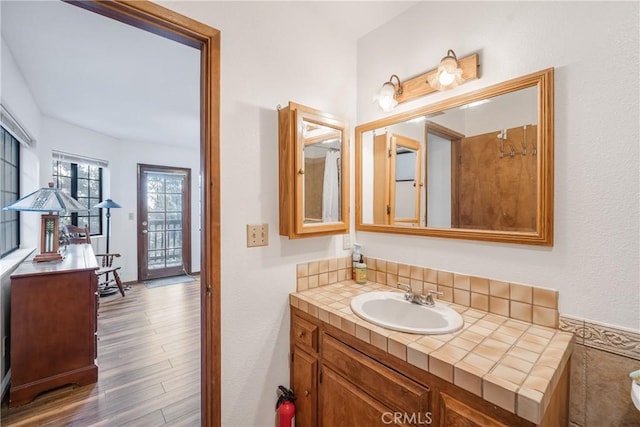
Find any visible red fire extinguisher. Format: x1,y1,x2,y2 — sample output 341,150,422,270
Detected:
276,385,296,427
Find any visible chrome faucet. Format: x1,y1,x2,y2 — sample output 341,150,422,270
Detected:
423,289,444,306
398,283,443,307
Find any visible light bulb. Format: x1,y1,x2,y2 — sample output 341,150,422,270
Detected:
375,83,398,112
438,71,456,86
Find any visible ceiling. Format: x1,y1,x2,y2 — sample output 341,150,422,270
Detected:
1,1,415,147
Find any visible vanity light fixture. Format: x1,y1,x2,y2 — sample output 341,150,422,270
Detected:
373,74,403,112
374,51,479,112
427,49,464,91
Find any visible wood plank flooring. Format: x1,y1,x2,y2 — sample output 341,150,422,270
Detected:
1,278,201,426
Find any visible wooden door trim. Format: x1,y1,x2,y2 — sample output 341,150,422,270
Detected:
391,134,421,225
137,164,192,280
64,2,221,425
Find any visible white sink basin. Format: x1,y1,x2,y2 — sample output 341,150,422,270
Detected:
350,291,464,335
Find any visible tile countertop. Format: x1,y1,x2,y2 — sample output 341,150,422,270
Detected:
289,281,574,425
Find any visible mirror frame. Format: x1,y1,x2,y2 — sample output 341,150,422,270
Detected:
355,68,554,246
279,102,350,239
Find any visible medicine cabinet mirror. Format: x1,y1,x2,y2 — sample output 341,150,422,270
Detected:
279,102,349,239
355,68,554,246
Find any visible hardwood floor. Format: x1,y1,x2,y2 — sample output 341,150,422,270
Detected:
1,278,201,426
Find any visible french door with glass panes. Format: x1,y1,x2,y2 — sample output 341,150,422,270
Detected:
137,164,191,281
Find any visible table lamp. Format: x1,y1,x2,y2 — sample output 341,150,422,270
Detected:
3,182,88,262
94,198,121,253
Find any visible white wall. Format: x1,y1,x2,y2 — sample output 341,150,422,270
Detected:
0,39,41,139
427,134,451,228
357,2,639,330
157,2,357,425
110,137,201,280
1,37,41,246
37,116,201,283
154,2,639,424
2,30,202,395
0,36,42,397
5,1,638,423
1,107,201,284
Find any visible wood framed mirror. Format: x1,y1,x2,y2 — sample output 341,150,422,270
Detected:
355,68,554,246
279,102,350,239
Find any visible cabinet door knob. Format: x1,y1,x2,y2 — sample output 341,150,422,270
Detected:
298,169,305,175
304,390,310,397
298,331,306,339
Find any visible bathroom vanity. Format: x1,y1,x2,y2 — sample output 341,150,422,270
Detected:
290,282,571,426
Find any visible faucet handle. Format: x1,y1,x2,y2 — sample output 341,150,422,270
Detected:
423,289,444,305
397,283,411,292
426,290,443,297
397,283,413,300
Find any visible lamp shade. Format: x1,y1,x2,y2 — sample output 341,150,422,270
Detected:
3,182,88,213
427,49,464,91
374,83,398,112
2,183,88,263
94,199,122,209
373,74,403,112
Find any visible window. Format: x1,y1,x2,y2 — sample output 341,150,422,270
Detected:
52,160,103,235
1,126,20,257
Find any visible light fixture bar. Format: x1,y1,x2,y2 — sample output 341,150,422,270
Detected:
395,53,479,104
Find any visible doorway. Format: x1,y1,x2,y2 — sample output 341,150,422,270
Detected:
65,2,221,425
137,164,192,281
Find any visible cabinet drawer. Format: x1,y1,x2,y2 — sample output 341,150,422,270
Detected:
292,315,318,353
322,334,430,415
439,393,509,427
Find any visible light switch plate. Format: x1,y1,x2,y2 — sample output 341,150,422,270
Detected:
342,234,351,250
247,224,268,247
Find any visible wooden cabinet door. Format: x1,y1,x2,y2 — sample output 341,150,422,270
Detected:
292,349,317,427
322,334,430,416
278,102,349,239
439,393,508,427
319,366,410,427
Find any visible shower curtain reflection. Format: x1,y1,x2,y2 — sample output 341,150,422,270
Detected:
322,150,340,222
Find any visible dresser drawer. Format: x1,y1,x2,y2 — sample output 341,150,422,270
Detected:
322,333,430,415
292,315,318,353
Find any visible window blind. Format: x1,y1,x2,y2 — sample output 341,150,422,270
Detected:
1,104,35,147
52,150,109,168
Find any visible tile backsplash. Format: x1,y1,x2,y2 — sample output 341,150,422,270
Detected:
296,256,559,329
293,256,640,426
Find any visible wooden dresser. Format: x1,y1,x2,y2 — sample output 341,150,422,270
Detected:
9,244,99,408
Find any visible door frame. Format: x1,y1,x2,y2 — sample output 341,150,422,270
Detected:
137,164,192,281
65,1,221,425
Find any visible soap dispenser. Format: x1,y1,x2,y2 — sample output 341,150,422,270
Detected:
352,243,362,280
355,255,367,284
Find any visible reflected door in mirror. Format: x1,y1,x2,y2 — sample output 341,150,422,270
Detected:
369,132,421,226
355,68,554,246
456,124,537,231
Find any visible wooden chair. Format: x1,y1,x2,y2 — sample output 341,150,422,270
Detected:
61,225,126,297
62,224,90,244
